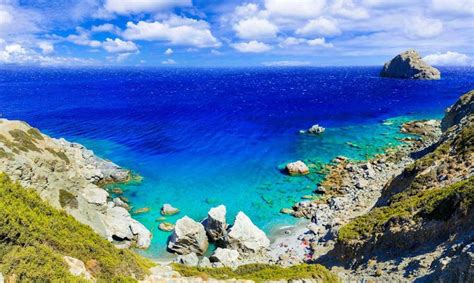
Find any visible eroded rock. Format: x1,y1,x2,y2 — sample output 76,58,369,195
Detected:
168,216,209,255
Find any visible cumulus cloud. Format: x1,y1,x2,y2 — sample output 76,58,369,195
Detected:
102,38,138,53
161,58,176,65
234,17,279,40
66,27,102,48
165,48,173,55
122,16,220,48
423,51,472,66
264,0,326,19
296,17,341,36
431,0,474,15
263,60,312,66
104,0,192,15
232,41,272,53
404,16,443,38
38,42,54,54
91,23,120,34
279,37,333,48
307,37,333,48
330,0,369,19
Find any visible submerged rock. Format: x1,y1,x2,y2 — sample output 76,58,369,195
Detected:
286,160,310,176
159,222,175,232
225,211,270,253
202,205,228,242
167,216,209,255
209,248,240,266
161,203,180,216
380,49,440,80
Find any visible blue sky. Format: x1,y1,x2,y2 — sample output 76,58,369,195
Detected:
0,0,473,67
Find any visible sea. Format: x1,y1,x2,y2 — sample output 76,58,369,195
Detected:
0,66,473,258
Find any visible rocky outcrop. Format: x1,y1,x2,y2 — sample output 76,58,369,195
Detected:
380,49,440,80
286,160,310,176
308,124,325,135
226,212,270,253
0,119,151,249
161,203,180,216
168,216,209,255
202,205,228,242
63,256,93,280
210,248,240,266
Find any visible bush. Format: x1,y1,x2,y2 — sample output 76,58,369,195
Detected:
0,173,153,282
172,263,340,282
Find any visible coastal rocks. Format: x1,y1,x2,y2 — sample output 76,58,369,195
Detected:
210,248,240,266
168,216,209,255
226,212,270,253
159,222,175,232
308,124,325,135
63,256,93,280
176,252,199,266
201,205,227,242
161,204,180,216
286,161,310,176
103,206,151,249
380,49,441,80
81,184,109,205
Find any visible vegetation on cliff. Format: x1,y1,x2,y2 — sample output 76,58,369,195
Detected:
172,263,339,282
0,173,153,282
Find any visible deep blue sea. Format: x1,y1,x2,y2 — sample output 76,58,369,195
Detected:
0,66,473,258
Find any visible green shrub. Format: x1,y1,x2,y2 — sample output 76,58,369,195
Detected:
172,263,339,282
338,177,474,243
0,173,154,282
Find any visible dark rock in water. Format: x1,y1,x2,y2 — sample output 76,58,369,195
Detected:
314,186,326,194
380,49,440,80
201,205,227,242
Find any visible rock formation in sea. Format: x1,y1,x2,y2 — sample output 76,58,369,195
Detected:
167,216,209,255
201,204,228,242
285,160,310,176
380,49,441,80
0,119,151,249
308,124,325,134
161,203,180,216
226,211,270,253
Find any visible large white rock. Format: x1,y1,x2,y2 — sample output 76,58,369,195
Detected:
81,184,109,205
209,248,239,266
168,216,209,255
161,203,180,216
286,161,310,176
202,205,227,242
130,220,152,249
226,212,270,253
380,49,440,80
63,256,93,280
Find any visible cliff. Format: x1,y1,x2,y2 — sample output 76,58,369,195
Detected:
0,119,151,249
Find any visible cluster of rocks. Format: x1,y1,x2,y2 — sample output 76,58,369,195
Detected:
380,49,441,80
271,119,443,265
300,124,325,135
0,119,151,249
167,205,270,267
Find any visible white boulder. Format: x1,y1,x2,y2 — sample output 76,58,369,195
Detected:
168,216,209,255
226,212,270,253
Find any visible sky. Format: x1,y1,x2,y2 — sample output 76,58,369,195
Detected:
0,0,473,67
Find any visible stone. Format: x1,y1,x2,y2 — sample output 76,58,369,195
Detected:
176,252,199,266
201,205,227,242
209,248,240,266
285,161,310,176
380,49,440,80
308,124,325,135
280,208,294,215
168,216,209,255
199,257,212,267
103,206,134,241
161,203,180,216
226,211,270,253
81,184,109,205
130,220,152,249
132,207,150,215
329,197,345,210
113,197,129,210
63,256,93,280
159,222,175,232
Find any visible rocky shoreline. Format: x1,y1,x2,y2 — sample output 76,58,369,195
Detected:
0,118,151,249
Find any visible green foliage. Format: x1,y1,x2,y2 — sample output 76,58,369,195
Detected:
0,173,154,282
46,147,71,164
59,189,78,209
27,128,45,140
8,129,42,152
172,263,339,282
338,177,474,243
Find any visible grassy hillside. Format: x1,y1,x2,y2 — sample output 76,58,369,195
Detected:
0,173,153,282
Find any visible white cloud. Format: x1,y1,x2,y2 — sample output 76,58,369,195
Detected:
234,3,260,19
307,37,333,48
102,38,138,53
264,0,326,19
279,37,308,47
431,0,474,15
234,17,279,40
296,17,341,36
38,42,54,54
232,41,272,53
104,0,192,15
122,16,220,48
162,58,176,65
404,16,443,38
330,0,369,19
0,10,13,25
263,60,312,66
91,23,120,34
423,51,472,66
66,27,102,47
165,48,173,55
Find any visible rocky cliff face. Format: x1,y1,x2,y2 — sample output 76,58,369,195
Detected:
380,49,441,80
0,119,151,249
329,90,473,281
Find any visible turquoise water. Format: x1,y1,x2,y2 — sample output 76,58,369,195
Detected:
0,67,472,258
